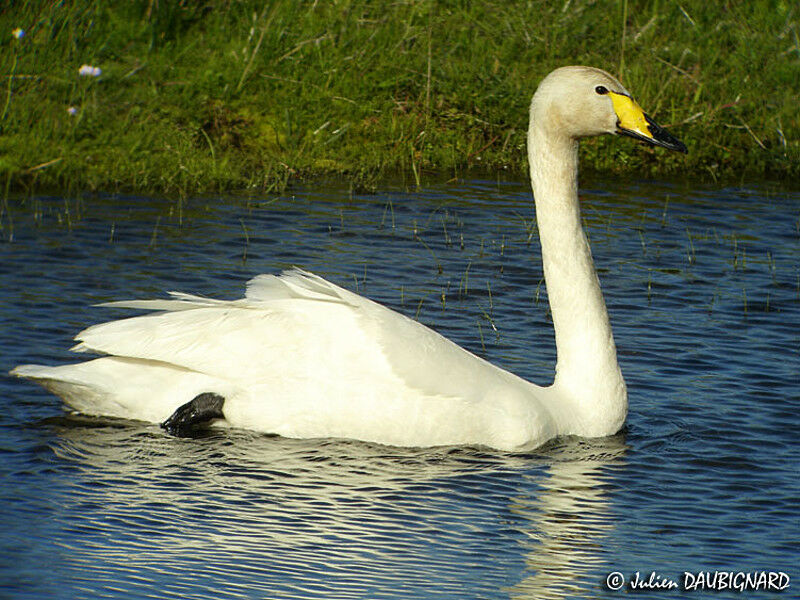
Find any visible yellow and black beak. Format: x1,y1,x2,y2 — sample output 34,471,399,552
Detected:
609,92,687,153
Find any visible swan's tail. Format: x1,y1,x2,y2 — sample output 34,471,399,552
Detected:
11,358,221,424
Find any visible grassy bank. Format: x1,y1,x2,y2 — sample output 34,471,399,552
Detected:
1,0,798,195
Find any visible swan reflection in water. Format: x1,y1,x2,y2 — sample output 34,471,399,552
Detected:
507,436,626,599
40,419,626,599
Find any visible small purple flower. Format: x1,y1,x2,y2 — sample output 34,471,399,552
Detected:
67,106,78,116
12,28,24,40
78,64,101,77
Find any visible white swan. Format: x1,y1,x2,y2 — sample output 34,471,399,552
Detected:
12,66,686,451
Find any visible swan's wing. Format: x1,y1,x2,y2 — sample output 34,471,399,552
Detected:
245,270,530,398
72,269,527,399
93,269,358,312
286,271,531,392
245,269,360,305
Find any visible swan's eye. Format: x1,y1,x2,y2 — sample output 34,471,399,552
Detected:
595,85,609,95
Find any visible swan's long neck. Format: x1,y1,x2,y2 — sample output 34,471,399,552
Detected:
527,120,626,436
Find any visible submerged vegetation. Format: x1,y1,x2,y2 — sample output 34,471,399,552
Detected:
1,0,799,194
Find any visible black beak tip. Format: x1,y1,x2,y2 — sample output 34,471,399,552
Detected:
618,127,688,154
655,129,688,154
667,138,689,154
644,113,688,154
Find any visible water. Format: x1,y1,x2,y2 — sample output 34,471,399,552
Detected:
1,178,798,599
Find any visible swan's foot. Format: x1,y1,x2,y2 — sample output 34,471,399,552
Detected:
161,392,225,436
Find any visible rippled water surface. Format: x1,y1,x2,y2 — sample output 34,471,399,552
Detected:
1,178,798,599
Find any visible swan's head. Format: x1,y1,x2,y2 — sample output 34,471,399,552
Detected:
531,66,687,153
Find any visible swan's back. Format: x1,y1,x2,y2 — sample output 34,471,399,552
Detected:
15,270,554,450
76,270,529,397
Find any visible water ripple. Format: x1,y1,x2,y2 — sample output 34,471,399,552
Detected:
1,179,798,599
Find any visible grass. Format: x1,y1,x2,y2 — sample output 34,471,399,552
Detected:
1,0,799,195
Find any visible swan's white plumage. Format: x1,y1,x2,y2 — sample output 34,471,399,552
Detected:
17,269,556,450
15,270,555,448
12,66,686,451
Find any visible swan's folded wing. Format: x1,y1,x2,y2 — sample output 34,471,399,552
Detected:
71,304,313,381
249,270,527,398
265,271,531,399
71,270,528,400
71,270,360,379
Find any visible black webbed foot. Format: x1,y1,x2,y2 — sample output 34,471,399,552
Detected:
161,392,225,437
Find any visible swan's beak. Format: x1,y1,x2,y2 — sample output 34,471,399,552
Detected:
610,92,688,153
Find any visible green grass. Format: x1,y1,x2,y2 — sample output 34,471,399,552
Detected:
1,0,798,195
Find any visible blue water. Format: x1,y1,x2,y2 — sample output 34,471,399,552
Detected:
1,178,798,599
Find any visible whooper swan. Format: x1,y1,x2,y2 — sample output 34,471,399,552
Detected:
12,66,686,451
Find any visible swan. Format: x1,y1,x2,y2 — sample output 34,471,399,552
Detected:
12,66,686,451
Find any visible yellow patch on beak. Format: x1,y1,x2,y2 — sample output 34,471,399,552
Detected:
609,92,651,139
608,91,688,153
